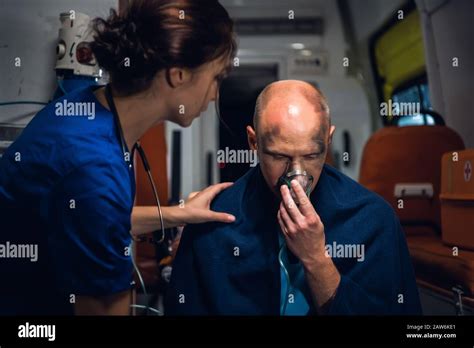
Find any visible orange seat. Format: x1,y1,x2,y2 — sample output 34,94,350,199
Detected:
359,125,465,235
360,124,471,313
407,235,474,296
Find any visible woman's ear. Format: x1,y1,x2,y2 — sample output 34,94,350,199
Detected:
246,125,258,150
167,67,192,88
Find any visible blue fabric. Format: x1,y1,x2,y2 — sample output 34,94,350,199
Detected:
165,165,422,315
0,86,135,315
278,233,311,315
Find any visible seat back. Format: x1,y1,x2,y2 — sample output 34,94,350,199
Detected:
359,125,464,235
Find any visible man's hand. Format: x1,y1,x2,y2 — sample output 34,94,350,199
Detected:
277,180,326,266
277,179,341,310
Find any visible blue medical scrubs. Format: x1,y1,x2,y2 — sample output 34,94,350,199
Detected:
165,164,422,315
0,86,135,314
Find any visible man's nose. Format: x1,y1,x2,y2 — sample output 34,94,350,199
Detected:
287,160,305,172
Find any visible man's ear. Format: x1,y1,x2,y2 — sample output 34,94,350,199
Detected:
246,125,258,150
167,67,192,88
328,125,336,145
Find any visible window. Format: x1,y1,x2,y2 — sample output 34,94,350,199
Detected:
369,1,435,126
392,79,436,126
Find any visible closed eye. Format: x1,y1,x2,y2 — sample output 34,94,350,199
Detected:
263,151,288,161
272,154,288,161
305,153,323,160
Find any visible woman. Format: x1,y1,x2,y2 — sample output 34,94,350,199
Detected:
0,0,236,315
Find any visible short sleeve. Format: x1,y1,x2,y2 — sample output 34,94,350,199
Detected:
47,157,134,296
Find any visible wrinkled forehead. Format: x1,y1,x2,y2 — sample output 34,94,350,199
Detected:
257,98,329,150
259,123,327,152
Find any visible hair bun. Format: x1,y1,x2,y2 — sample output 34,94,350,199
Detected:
90,0,236,96
91,10,156,81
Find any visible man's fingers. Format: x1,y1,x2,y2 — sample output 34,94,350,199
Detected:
280,184,303,223
290,180,316,217
279,203,296,235
277,210,289,237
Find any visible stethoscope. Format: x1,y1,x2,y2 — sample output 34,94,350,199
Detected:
104,84,165,315
104,84,165,244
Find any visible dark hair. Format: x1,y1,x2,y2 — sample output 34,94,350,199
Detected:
90,0,237,96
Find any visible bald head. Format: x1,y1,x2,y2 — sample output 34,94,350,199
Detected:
253,80,330,134
246,80,335,197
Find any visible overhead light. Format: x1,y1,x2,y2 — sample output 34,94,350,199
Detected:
300,49,312,56
291,43,305,50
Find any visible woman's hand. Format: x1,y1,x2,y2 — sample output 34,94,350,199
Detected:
131,182,235,236
181,182,236,224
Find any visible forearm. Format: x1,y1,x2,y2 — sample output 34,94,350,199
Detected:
131,205,185,236
303,254,341,311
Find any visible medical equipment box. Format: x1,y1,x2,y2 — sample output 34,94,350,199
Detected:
440,149,474,250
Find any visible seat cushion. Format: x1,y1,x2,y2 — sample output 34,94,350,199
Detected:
407,235,474,295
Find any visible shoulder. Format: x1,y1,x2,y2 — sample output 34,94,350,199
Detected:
5,86,119,177
317,166,404,252
208,166,260,214
319,164,398,224
181,167,260,242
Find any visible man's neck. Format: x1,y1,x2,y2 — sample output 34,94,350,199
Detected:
95,86,168,150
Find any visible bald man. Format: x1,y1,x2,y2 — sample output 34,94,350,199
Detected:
165,80,421,315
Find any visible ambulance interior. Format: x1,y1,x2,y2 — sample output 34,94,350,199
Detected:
0,0,473,315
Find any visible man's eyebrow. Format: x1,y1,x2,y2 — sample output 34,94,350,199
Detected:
308,138,326,155
263,148,325,159
262,149,288,156
312,127,327,146
312,138,326,147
